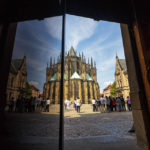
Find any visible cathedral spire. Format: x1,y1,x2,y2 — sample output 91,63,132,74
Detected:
68,46,76,56
91,57,93,68
94,61,96,68
84,56,86,63
79,52,81,58
57,56,59,63
116,53,118,59
54,58,55,65
50,57,52,67
82,52,84,62
88,58,89,64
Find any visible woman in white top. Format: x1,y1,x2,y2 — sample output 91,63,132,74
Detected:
76,97,81,113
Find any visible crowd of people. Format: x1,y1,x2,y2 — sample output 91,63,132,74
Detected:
8,95,131,114
8,96,51,113
92,96,131,113
64,96,131,113
64,97,82,113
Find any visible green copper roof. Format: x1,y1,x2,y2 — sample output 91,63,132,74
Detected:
86,74,93,81
49,73,66,81
70,72,82,80
50,74,57,81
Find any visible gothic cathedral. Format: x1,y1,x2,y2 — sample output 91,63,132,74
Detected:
43,47,100,104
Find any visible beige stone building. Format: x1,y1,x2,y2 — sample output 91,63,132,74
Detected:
30,84,40,98
103,84,112,97
6,56,27,102
43,47,100,104
115,56,130,99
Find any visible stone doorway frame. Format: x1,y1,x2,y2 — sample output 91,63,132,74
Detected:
0,1,150,150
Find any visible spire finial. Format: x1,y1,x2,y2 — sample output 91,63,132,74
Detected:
116,52,118,59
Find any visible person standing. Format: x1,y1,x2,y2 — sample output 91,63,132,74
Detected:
92,98,96,112
100,96,105,113
96,99,101,111
109,96,113,112
106,96,110,112
127,96,131,111
64,99,68,110
73,99,77,110
46,98,50,112
76,97,81,113
112,97,116,112
121,96,126,111
37,96,42,111
41,99,46,112
116,97,122,112
9,97,15,112
66,100,70,110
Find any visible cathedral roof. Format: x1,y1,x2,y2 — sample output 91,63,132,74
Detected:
70,72,82,80
68,46,76,56
86,74,93,81
10,59,24,74
118,59,127,71
50,74,57,81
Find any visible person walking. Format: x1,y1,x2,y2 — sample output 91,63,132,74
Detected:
46,98,50,112
92,98,96,112
76,97,81,113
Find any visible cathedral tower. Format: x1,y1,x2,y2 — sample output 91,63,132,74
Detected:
43,47,100,104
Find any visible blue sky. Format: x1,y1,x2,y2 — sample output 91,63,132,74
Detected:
12,14,125,93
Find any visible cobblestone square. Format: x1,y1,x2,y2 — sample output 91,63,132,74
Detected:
1,104,142,150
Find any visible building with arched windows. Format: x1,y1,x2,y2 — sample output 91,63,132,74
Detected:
6,56,27,102
115,56,130,99
43,47,100,104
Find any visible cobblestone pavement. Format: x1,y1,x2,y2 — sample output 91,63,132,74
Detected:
64,104,133,138
1,104,142,150
64,104,142,150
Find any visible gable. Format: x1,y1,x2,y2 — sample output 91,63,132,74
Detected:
70,72,82,80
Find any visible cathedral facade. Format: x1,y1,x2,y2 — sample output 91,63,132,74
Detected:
43,47,100,104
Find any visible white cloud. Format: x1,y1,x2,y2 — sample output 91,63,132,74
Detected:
29,81,39,86
27,57,46,72
104,81,113,86
44,16,62,40
66,15,97,49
